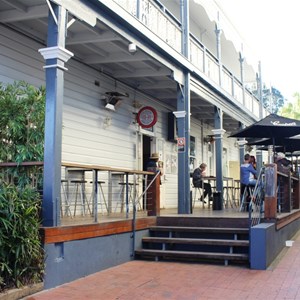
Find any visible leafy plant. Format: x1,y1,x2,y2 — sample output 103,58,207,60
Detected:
0,81,45,163
0,81,45,291
0,184,44,291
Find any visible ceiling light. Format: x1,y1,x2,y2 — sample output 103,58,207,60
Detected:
128,43,137,53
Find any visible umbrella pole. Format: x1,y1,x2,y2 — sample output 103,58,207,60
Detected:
268,145,273,164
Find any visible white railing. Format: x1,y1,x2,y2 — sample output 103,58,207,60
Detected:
113,0,263,118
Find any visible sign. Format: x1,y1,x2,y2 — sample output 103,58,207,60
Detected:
177,137,185,152
137,106,157,128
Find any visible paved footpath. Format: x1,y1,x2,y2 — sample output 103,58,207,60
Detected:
26,232,300,300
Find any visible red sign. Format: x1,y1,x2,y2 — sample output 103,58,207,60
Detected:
137,106,157,128
177,137,185,152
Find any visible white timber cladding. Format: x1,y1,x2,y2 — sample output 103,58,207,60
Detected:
0,24,240,210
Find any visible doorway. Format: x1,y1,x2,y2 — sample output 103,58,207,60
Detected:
142,135,152,171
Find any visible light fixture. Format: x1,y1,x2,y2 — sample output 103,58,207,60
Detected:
128,43,137,53
105,103,115,111
103,91,129,111
204,135,215,144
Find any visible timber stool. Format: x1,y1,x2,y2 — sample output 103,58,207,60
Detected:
89,180,108,215
71,179,90,216
115,182,139,213
61,179,72,217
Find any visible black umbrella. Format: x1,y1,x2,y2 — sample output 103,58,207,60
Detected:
249,137,300,153
229,114,300,138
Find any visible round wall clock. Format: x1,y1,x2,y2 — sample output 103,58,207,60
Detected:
137,106,158,128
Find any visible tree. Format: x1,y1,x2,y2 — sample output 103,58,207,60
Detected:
249,83,286,113
279,92,300,120
261,85,286,114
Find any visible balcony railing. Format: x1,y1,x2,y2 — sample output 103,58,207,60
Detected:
113,0,263,118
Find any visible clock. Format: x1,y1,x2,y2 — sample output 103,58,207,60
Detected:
137,106,157,128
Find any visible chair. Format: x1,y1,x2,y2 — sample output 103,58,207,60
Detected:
89,180,108,215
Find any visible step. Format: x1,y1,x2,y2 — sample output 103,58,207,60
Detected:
149,226,249,234
135,249,249,261
142,237,249,247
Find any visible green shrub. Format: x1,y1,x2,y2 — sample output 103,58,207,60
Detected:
0,81,45,291
0,184,44,291
0,81,45,163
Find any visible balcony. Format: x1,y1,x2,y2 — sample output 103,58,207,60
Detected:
113,0,264,119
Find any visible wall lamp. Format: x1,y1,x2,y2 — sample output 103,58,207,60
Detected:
103,91,129,111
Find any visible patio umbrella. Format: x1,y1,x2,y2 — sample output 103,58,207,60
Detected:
229,114,300,139
248,136,300,153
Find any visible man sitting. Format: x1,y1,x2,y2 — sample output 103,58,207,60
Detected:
192,163,213,203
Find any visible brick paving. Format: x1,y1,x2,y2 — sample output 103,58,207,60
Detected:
26,232,300,300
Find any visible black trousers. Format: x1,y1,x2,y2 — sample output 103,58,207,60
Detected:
195,181,212,199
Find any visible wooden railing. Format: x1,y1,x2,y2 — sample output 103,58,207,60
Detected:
260,164,300,221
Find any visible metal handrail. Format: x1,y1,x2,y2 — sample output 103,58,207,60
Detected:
131,171,161,258
249,167,265,227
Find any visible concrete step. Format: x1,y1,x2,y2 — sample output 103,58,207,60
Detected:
135,249,249,261
149,225,249,235
142,236,249,247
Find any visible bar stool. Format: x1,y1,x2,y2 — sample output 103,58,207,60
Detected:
61,179,72,217
71,179,90,216
233,180,240,207
193,186,204,208
192,184,213,208
89,181,108,215
115,182,139,213
240,184,254,212
223,178,235,208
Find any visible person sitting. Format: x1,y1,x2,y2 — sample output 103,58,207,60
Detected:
192,163,213,203
275,152,292,209
240,154,258,210
240,154,258,187
275,152,292,174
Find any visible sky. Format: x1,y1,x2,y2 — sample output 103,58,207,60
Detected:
216,0,300,102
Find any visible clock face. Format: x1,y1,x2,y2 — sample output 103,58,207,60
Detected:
137,106,157,128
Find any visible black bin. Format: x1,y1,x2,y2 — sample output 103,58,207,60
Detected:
213,192,222,210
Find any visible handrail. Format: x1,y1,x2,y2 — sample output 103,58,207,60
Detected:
131,170,161,258
249,167,265,227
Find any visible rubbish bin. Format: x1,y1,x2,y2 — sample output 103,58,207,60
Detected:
213,192,222,210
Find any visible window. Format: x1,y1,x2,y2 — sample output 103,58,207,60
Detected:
190,136,196,172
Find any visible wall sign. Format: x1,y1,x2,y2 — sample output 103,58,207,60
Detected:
177,137,185,152
137,106,157,128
